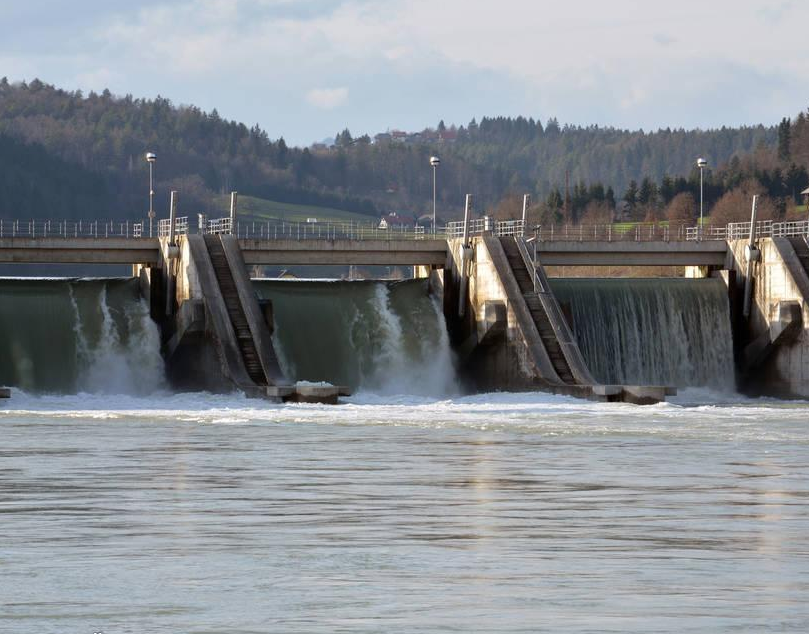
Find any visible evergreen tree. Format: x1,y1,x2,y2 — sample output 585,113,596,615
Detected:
778,117,791,162
624,180,639,207
605,186,616,209
638,177,657,206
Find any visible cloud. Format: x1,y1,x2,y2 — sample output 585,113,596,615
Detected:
6,0,809,145
305,86,349,109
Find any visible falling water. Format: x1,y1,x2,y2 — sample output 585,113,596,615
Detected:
254,279,458,396
550,278,735,389
0,278,164,394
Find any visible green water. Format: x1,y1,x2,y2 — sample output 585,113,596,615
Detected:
253,278,457,394
0,278,163,393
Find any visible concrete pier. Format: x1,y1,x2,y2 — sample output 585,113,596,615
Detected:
726,237,809,397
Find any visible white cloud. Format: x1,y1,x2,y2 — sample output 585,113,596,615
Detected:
305,86,349,109
8,0,809,144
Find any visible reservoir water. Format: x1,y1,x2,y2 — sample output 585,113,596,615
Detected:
2,390,809,633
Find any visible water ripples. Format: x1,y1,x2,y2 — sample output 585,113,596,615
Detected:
1,391,808,632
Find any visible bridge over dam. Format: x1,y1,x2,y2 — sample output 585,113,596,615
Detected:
0,235,726,268
2,218,809,402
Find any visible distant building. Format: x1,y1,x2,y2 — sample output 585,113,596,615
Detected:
378,212,415,229
438,128,458,143
417,213,434,227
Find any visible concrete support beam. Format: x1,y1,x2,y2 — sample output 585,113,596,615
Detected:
0,237,160,264
536,240,728,267
239,238,447,266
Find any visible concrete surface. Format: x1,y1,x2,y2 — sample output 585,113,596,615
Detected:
0,237,160,264
239,238,447,266
536,240,728,267
727,237,809,397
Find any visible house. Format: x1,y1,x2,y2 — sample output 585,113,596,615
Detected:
438,128,458,143
417,213,435,227
378,212,415,229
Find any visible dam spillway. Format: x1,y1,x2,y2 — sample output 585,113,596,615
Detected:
254,279,458,395
549,278,735,390
7,230,809,401
0,277,163,394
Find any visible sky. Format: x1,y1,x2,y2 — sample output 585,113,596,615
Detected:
2,0,807,146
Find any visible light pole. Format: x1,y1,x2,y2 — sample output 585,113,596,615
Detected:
146,152,157,238
430,155,440,233
697,157,707,241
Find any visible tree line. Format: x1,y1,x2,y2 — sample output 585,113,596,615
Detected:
0,77,799,226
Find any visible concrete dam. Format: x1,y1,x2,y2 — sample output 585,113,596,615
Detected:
2,219,809,402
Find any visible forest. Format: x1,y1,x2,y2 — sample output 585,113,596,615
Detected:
0,77,807,227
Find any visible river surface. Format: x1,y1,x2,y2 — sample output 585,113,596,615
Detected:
2,390,809,633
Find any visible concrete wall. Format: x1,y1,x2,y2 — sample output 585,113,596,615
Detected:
727,238,809,397
445,237,556,391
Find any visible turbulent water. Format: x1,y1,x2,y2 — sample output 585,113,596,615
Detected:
0,278,163,393
1,390,808,633
254,279,458,395
550,278,735,388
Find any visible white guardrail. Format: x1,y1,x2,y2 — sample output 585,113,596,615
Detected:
3,216,809,242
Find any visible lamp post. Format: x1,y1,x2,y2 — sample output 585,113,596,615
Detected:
430,155,440,234
146,152,157,238
697,157,707,241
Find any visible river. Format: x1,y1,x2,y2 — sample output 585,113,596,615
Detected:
2,389,808,633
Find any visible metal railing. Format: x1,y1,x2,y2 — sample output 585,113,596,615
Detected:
158,216,189,238
4,215,809,243
446,218,488,238
496,219,525,237
207,217,232,235
535,223,679,242
0,219,146,239
773,220,809,237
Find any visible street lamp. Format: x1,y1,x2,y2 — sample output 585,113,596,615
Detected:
697,157,707,241
430,155,440,233
146,152,157,238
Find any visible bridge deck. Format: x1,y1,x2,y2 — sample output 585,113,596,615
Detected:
238,238,448,266
0,237,161,264
535,240,728,267
0,236,728,267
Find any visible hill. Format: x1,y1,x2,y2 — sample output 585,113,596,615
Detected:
0,77,804,226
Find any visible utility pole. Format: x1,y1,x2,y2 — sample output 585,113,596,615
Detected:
697,157,707,241
430,156,440,234
146,152,157,238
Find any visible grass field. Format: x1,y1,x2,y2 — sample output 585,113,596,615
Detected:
214,195,378,224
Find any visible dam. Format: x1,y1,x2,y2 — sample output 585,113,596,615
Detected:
2,212,809,402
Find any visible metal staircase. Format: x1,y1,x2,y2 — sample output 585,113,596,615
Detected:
500,237,575,383
203,235,267,385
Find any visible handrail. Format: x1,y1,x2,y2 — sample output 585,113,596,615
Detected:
3,216,808,242
514,236,597,386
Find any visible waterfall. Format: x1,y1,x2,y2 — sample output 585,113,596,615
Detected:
549,278,735,389
1,278,165,394
255,279,459,396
